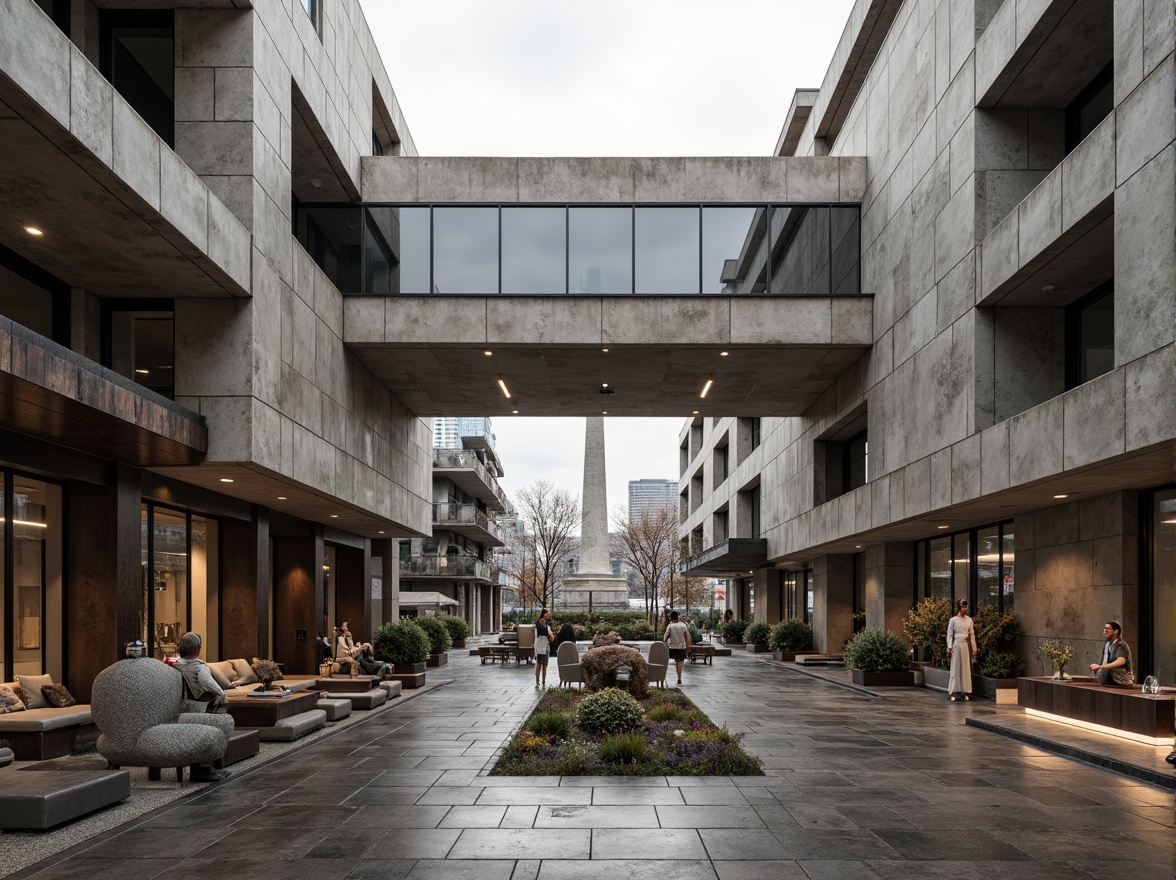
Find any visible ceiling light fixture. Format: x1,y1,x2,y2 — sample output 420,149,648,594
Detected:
378,530,385,534
135,368,150,374
601,383,608,388
1053,494,1068,499
484,350,492,356
330,514,338,518
497,378,511,399
512,409,519,414
692,410,699,415
277,496,286,500
23,226,43,236
720,351,729,356
219,478,234,483
937,524,950,530
700,378,714,398
602,348,609,352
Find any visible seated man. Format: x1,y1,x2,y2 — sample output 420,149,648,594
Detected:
1089,621,1134,686
173,631,230,782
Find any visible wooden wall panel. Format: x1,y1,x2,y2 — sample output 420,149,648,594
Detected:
220,509,269,661
334,543,370,643
272,531,322,674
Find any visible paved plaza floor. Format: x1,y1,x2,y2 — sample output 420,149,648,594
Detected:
8,650,1174,880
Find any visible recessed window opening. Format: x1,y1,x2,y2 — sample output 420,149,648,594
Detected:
1065,62,1113,154
0,243,69,344
99,11,174,147
915,521,1014,613
1065,282,1114,389
101,299,175,399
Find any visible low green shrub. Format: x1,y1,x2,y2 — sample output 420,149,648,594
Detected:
844,628,909,672
769,618,813,652
373,620,430,666
645,704,686,722
979,650,1024,679
902,598,953,668
687,624,703,644
437,614,471,642
597,732,646,764
744,621,771,646
577,687,645,735
526,711,569,740
414,616,452,654
721,618,749,642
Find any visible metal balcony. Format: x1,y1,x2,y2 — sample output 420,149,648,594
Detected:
399,555,497,583
432,502,506,547
432,450,509,511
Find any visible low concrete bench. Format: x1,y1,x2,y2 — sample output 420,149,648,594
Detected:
323,688,387,710
317,698,352,722
0,768,130,830
214,728,260,769
254,709,327,742
377,680,402,700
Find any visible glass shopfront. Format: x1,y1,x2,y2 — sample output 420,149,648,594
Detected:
140,503,219,659
1147,487,1175,683
1,471,64,681
916,521,1014,611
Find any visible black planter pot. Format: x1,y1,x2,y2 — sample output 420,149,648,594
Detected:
851,669,914,687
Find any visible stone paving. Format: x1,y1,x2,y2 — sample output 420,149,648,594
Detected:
9,650,1174,880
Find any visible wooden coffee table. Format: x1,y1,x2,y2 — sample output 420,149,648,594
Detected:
224,690,320,728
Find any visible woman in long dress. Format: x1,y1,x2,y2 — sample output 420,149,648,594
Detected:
946,599,977,701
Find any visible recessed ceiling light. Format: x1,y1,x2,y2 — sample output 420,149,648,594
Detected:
484,350,492,356
134,368,150,374
310,178,322,188
219,478,234,483
497,378,511,398
1053,494,1068,499
601,383,608,388
512,409,519,414
692,410,699,415
277,496,286,500
1041,284,1056,292
23,226,42,236
330,514,338,518
700,378,714,398
855,545,862,548
937,524,950,530
378,530,385,534
720,351,729,356
602,411,607,415
602,348,609,352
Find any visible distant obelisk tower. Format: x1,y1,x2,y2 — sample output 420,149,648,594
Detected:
562,417,630,611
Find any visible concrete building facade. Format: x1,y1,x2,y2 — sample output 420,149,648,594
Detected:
681,0,1175,682
628,478,679,520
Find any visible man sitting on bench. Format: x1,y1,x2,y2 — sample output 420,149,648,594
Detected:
1089,621,1134,687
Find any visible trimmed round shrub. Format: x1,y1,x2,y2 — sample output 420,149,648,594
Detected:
769,619,814,652
576,687,645,735
744,622,771,646
438,615,471,642
526,711,569,740
415,616,452,654
721,618,749,642
844,628,909,672
373,620,430,666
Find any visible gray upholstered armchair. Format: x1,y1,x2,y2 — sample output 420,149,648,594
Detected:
556,640,582,688
92,658,234,785
646,641,669,688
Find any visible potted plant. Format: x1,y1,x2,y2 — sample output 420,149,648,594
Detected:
743,621,772,653
972,605,1023,698
844,628,913,686
374,620,430,687
768,618,814,661
416,616,453,666
439,614,471,650
720,618,748,647
1037,639,1074,680
902,598,952,691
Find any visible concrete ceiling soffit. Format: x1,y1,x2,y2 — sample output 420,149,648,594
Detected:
292,84,359,203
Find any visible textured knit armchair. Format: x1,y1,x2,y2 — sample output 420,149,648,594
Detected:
92,658,234,784
556,640,583,689
646,641,670,688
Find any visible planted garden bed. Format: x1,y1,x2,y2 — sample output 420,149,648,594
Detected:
491,687,763,777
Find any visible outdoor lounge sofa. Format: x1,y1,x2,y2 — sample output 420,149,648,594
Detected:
0,680,94,761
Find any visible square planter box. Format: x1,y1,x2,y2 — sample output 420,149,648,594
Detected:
851,669,914,687
392,662,426,675
452,639,467,650
772,651,817,662
746,644,771,653
427,652,448,667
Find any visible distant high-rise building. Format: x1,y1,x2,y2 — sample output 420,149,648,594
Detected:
433,417,495,450
628,479,678,519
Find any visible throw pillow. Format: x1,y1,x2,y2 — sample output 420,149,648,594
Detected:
206,660,236,690
40,684,77,708
0,684,25,714
230,657,258,685
16,674,54,709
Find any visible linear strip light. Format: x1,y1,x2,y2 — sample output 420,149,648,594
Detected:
0,518,48,528
700,378,714,399
497,378,511,399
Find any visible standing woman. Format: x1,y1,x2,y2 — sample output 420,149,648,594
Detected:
945,599,978,701
534,608,554,688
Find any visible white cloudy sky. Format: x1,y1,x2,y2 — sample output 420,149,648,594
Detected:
360,0,855,521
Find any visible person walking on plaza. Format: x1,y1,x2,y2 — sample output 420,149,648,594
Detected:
534,608,554,688
664,610,692,685
1090,621,1134,686
946,599,977,701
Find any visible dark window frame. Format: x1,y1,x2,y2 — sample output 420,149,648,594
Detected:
1065,62,1114,154
1064,280,1114,390
98,10,176,147
100,298,176,399
914,520,1014,613
0,241,70,345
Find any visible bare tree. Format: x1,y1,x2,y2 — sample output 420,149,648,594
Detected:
513,480,579,611
614,500,679,627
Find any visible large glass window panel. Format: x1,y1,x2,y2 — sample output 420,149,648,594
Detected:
363,207,431,295
151,508,188,659
101,12,174,145
770,206,831,294
976,525,1001,609
830,206,861,294
569,208,632,294
190,516,219,659
502,207,566,293
433,207,498,294
0,262,54,339
1072,288,1114,386
106,307,174,398
1153,490,1174,683
635,208,699,293
927,536,951,600
1001,526,1015,612
0,481,4,678
297,206,363,293
703,207,768,294
953,532,970,606
8,478,62,678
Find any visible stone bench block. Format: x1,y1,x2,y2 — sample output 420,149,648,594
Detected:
254,709,327,742
0,768,130,830
214,728,260,768
377,680,402,699
324,688,387,709
317,698,352,722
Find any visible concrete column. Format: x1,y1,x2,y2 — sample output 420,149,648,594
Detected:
754,569,782,624
813,554,854,653
864,542,915,638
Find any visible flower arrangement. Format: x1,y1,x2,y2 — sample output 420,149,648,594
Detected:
1038,639,1074,679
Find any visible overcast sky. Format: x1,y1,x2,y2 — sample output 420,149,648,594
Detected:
360,1,856,525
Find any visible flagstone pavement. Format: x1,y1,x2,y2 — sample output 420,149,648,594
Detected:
8,649,1174,880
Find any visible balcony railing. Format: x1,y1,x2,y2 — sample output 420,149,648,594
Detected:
399,555,496,582
295,203,861,297
432,449,509,510
432,502,505,544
